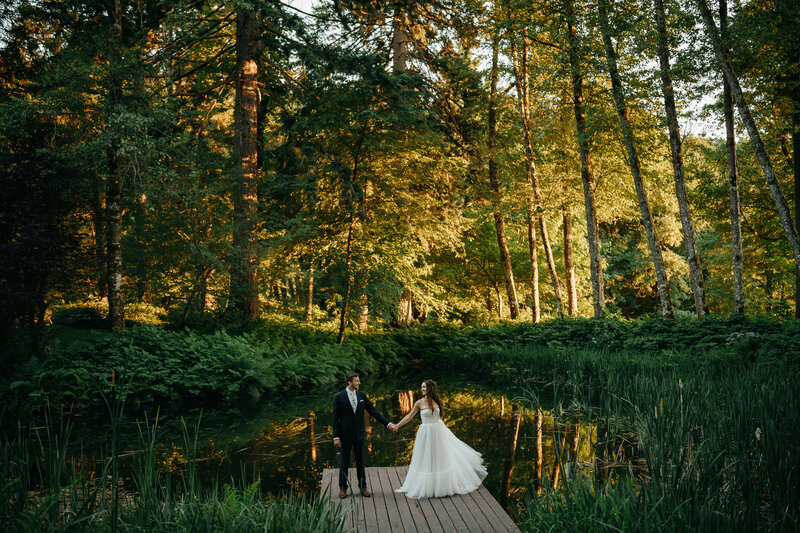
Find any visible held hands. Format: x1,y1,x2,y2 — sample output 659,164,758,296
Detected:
388,423,398,432
333,438,341,447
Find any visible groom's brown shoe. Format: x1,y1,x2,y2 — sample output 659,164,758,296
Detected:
361,489,372,498
338,490,347,499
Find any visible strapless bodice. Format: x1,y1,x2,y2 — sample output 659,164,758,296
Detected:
420,407,440,424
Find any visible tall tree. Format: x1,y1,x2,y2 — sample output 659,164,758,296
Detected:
488,26,520,319
105,0,126,331
720,0,745,314
563,206,578,316
230,7,260,318
653,0,708,316
694,0,800,289
508,26,565,319
598,0,673,319
565,0,604,316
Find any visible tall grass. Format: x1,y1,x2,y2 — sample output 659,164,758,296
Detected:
506,346,800,532
0,406,347,532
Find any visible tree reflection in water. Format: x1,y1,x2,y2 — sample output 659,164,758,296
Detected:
61,379,645,519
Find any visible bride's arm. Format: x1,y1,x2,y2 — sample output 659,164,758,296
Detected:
395,400,421,430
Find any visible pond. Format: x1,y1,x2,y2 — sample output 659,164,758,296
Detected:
37,372,643,522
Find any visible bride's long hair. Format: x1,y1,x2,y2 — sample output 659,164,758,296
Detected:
423,380,444,419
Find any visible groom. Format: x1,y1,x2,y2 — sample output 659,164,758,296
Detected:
332,372,396,498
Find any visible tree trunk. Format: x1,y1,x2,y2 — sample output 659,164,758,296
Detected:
720,0,745,314
230,8,260,318
397,288,413,325
494,284,504,318
391,3,408,74
509,30,540,323
566,0,605,317
357,270,369,330
338,214,356,345
106,0,125,331
92,171,108,299
563,208,578,316
695,0,800,269
599,0,673,319
534,408,543,494
655,0,708,316
305,267,314,321
510,33,565,319
540,217,564,318
500,409,522,508
488,29,520,319
526,215,541,322
358,294,369,330
287,275,296,301
198,268,215,312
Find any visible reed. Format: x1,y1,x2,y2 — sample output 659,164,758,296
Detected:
0,408,346,532
512,346,800,531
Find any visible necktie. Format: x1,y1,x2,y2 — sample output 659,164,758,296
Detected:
349,390,357,413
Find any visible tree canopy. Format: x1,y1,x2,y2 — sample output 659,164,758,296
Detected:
1,0,798,346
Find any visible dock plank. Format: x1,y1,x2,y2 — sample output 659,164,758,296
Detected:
386,467,422,533
399,467,445,533
449,492,484,533
320,467,519,533
472,486,519,532
456,491,503,533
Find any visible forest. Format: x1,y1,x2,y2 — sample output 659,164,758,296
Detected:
1,0,800,531
1,0,799,342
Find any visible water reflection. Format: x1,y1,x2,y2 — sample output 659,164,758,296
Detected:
42,376,645,520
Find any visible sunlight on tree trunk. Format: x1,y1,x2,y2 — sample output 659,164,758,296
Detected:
563,208,578,317
488,28,520,319
305,267,314,322
566,0,604,317
599,0,673,319
509,31,563,319
230,8,260,319
655,0,708,317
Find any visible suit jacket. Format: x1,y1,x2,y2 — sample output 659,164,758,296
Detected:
332,388,390,442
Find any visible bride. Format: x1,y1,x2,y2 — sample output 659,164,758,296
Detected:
393,380,487,498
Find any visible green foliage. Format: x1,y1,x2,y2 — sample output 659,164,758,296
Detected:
5,322,403,411
4,315,797,414
391,315,800,376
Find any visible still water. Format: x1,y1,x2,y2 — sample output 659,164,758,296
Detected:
62,372,637,519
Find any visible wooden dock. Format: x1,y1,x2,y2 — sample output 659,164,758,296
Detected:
320,467,520,533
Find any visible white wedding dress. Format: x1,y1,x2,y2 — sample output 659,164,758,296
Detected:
396,408,487,498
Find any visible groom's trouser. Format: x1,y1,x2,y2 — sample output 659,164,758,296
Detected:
338,437,367,491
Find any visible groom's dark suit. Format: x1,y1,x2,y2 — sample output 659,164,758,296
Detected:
332,388,391,492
